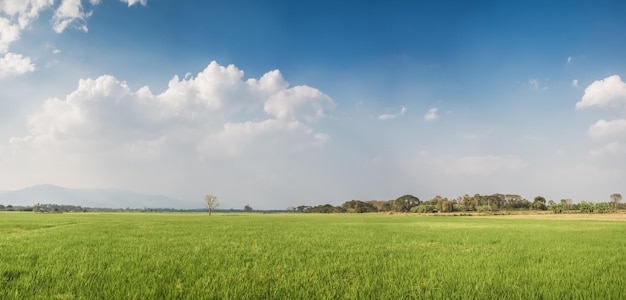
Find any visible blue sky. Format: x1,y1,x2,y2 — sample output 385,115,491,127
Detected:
1,0,625,209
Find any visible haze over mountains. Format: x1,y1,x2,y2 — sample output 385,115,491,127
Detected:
0,185,198,209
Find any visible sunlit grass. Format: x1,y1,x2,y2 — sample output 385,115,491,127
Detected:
1,212,625,299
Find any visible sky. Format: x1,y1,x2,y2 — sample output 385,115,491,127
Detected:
1,0,626,209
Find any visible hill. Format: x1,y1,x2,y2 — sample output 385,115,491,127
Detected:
0,185,194,209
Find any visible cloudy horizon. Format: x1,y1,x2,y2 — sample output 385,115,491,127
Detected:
1,1,625,209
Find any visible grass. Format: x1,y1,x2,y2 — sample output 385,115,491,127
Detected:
1,212,625,299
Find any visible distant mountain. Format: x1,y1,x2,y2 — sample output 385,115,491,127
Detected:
0,185,194,209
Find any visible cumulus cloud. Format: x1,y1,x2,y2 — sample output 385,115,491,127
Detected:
51,0,145,33
52,0,92,33
0,52,35,77
0,17,21,53
0,0,54,28
576,75,626,110
0,0,145,78
572,79,578,88
587,119,626,138
424,107,438,121
11,61,334,159
264,85,335,122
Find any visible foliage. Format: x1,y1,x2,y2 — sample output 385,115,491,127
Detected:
204,194,219,215
595,202,613,213
611,193,622,210
366,200,393,212
550,203,565,214
341,200,378,213
578,201,595,213
411,204,437,213
532,196,547,210
305,204,346,213
393,194,420,212
453,204,468,212
243,205,253,213
476,205,492,212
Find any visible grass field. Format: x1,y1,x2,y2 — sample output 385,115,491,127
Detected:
1,212,626,299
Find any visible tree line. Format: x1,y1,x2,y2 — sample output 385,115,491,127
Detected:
292,193,624,214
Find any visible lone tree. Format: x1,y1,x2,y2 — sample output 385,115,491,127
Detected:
244,204,253,213
611,193,622,211
204,194,219,215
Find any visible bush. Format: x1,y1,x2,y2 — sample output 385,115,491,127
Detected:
596,202,613,213
411,205,436,213
476,205,491,212
550,204,564,214
578,201,594,213
453,204,468,212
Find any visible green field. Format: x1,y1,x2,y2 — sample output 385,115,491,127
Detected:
1,212,625,299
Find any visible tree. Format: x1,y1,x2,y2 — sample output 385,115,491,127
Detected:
579,201,594,213
565,198,573,211
243,204,253,213
532,196,547,210
610,193,622,211
393,194,420,212
461,194,472,211
341,200,378,213
204,194,219,215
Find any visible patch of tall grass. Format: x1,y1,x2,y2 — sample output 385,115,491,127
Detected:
1,212,625,299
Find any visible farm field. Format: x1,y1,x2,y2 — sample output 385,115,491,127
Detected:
1,212,625,299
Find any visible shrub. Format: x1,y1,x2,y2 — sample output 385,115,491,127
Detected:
411,205,436,213
596,202,613,213
578,201,594,213
476,205,491,212
453,204,468,212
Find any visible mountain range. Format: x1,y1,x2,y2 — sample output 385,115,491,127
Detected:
0,185,197,209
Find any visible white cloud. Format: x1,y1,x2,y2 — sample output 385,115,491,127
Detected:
11,61,334,158
0,0,55,28
590,142,626,156
0,0,143,79
3,61,335,208
528,78,548,91
572,79,578,88
120,0,147,6
567,56,572,64
378,114,395,120
0,17,21,53
0,52,35,77
587,119,626,138
424,107,438,121
314,133,329,142
576,75,626,110
377,105,406,121
263,85,335,122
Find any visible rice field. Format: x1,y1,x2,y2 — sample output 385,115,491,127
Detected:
1,212,625,299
